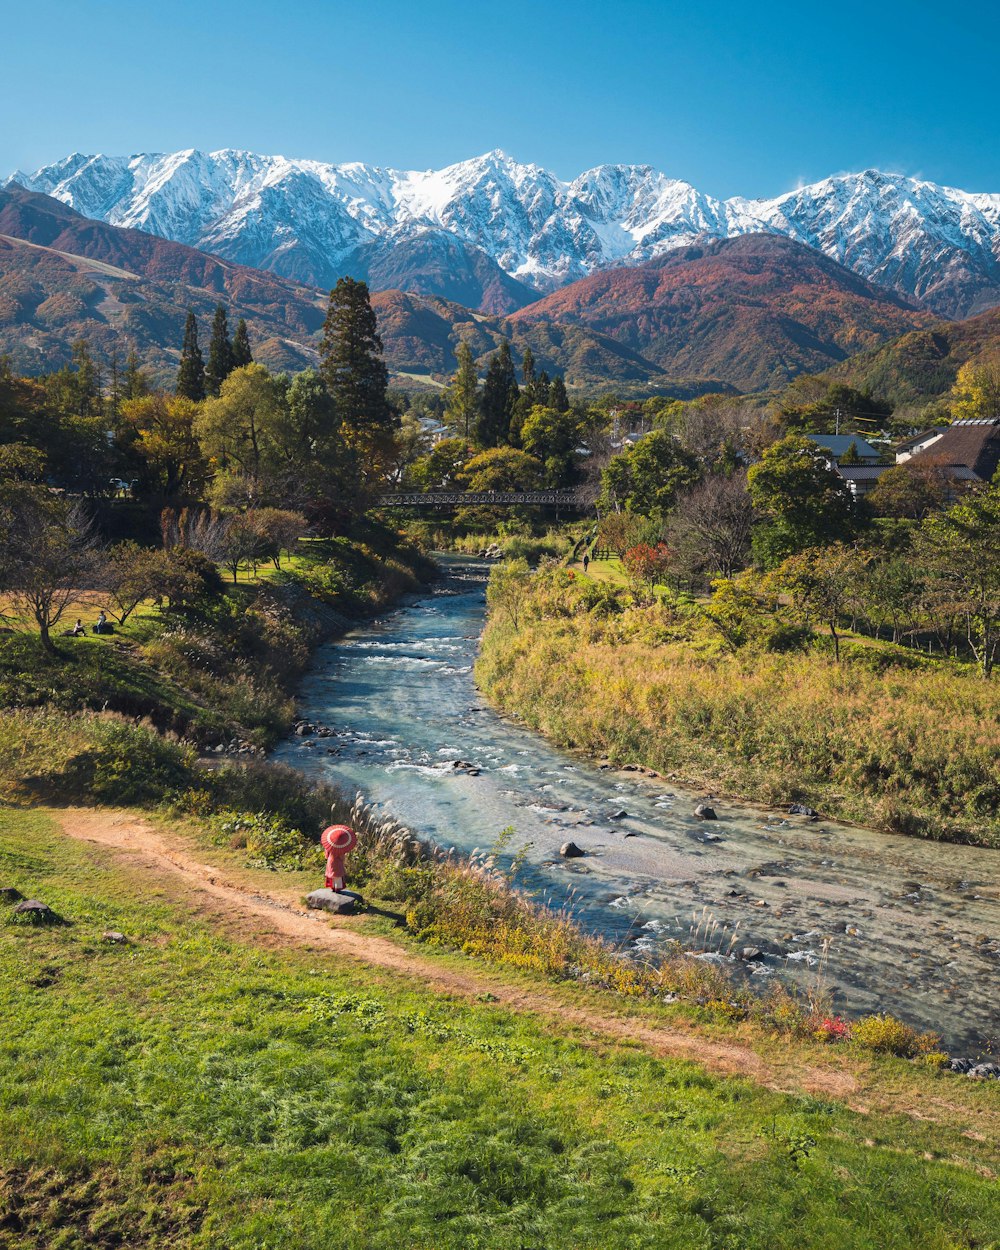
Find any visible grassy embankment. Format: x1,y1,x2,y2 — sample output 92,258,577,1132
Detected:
2,804,999,1250
476,562,1000,847
0,522,435,751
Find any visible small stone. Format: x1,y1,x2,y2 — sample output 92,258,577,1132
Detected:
609,809,630,820
788,803,819,817
560,841,585,858
305,888,359,915
700,832,722,843
102,930,127,943
694,804,717,821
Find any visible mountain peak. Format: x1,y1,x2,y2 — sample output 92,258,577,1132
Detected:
11,149,1000,318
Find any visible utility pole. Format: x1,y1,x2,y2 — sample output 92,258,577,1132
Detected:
834,407,843,436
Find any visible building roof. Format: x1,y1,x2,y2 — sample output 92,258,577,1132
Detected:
806,433,880,461
907,419,1000,481
835,464,890,480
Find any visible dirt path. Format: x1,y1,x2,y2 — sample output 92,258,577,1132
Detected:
51,807,948,1117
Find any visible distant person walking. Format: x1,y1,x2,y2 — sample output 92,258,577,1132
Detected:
582,553,590,574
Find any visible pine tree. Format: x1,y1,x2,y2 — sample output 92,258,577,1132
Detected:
549,375,570,413
444,341,480,439
232,318,253,368
477,340,519,447
206,305,235,395
124,347,149,400
521,345,536,391
108,348,122,419
71,339,100,415
319,278,396,468
176,310,206,402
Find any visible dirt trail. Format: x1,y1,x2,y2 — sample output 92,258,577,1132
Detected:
53,808,878,1106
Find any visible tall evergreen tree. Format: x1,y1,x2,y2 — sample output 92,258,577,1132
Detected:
444,341,480,439
549,375,570,413
176,310,206,402
231,318,253,368
123,347,149,400
319,278,396,468
521,345,536,392
206,305,235,395
71,339,101,415
477,340,519,448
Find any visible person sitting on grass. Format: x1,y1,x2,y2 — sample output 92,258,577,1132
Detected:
70,618,86,637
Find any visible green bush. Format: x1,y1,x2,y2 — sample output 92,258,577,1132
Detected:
214,811,323,871
75,718,195,805
850,1013,927,1057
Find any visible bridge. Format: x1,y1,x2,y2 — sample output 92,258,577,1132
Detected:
376,489,588,512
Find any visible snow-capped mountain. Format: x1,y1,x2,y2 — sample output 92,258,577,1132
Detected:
10,149,1000,317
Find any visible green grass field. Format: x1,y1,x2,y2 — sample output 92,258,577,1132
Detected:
1,806,997,1250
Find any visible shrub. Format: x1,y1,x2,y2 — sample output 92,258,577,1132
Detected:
213,811,323,871
811,1015,851,1043
850,1013,926,1057
69,717,194,805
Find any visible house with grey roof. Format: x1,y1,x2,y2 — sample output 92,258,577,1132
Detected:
902,419,1000,484
805,433,881,464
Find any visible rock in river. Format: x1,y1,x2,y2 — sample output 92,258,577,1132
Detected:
560,841,586,858
694,804,717,821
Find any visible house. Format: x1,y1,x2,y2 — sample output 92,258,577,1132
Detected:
895,429,947,463
902,418,1000,484
805,433,881,464
834,464,891,498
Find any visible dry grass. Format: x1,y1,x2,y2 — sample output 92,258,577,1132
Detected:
477,568,1000,846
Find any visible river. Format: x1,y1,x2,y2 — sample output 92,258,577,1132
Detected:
275,557,1000,1054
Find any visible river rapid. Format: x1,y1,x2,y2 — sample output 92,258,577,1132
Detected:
275,557,1000,1054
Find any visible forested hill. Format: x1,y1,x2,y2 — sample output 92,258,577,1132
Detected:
826,304,1000,417
509,235,935,393
0,185,326,381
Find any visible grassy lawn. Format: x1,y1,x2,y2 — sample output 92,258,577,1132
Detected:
1,806,997,1250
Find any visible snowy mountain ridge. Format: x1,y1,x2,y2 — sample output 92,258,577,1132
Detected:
10,148,1000,317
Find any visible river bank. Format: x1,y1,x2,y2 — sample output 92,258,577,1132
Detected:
275,557,1000,1053
4,803,999,1250
476,562,1000,849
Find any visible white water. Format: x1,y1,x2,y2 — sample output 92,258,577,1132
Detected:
275,558,1000,1053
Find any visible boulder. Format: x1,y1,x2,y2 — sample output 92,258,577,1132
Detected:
788,803,819,817
559,841,586,858
306,888,360,915
968,1062,1000,1080
739,947,764,961
13,899,57,923
949,1057,974,1074
0,887,24,903
694,804,717,821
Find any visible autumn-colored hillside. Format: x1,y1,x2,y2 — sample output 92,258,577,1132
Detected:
0,185,327,383
827,305,1000,417
510,234,935,392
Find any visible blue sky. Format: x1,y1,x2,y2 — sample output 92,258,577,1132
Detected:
2,0,997,197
